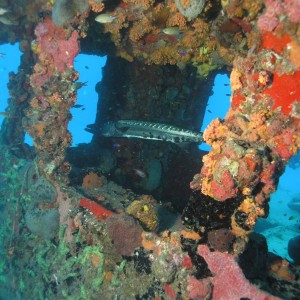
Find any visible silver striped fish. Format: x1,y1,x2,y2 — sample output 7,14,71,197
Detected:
86,120,203,144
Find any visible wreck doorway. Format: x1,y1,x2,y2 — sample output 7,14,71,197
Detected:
68,53,106,146
66,55,229,213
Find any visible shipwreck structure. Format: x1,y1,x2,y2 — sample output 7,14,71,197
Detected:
0,0,299,299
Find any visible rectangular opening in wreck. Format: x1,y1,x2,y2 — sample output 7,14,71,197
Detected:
198,73,231,152
0,43,22,127
0,43,33,146
68,53,107,146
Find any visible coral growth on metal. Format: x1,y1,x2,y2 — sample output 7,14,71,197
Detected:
0,0,300,299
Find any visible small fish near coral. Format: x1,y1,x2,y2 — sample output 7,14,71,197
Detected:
86,119,204,144
0,7,9,16
162,27,183,38
0,112,16,118
95,13,117,24
0,14,18,25
131,168,148,179
71,81,87,91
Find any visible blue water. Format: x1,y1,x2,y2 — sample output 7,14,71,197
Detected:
69,54,106,146
199,73,231,152
0,43,22,124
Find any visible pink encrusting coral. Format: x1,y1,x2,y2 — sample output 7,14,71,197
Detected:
192,131,279,203
36,21,79,72
258,0,300,32
186,276,212,299
257,0,284,32
283,0,300,23
198,245,281,300
31,17,79,87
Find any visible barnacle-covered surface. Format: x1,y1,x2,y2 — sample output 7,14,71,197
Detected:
1,0,300,299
